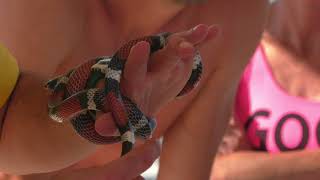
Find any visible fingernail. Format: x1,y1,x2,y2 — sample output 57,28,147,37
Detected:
191,24,209,32
207,25,221,37
130,41,150,54
208,25,221,33
95,114,119,136
136,41,150,50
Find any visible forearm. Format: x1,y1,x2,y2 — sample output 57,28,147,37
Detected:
158,0,269,179
213,150,320,180
158,74,235,180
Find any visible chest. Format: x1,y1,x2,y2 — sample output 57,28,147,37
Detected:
236,56,320,152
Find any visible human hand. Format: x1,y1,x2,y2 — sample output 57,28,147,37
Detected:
121,24,218,117
96,24,219,136
217,118,243,156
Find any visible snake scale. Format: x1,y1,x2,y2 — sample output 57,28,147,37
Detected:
45,32,202,156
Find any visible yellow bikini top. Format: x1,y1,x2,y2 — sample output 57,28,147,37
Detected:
0,43,19,108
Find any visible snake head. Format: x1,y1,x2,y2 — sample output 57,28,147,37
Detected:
115,33,172,60
149,32,171,53
44,69,73,92
44,78,58,91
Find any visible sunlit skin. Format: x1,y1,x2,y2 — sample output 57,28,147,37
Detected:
0,0,268,179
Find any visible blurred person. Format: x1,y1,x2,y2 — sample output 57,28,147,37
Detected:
212,0,320,179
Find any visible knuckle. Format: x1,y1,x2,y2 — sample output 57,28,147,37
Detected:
167,36,184,48
136,147,159,171
138,155,156,170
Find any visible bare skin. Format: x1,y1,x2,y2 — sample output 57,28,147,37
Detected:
0,11,213,174
0,140,160,180
0,0,268,178
212,0,320,179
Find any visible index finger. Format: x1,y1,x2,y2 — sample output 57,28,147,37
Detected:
172,24,219,47
171,24,209,45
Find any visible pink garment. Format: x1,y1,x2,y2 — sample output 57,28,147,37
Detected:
234,46,320,153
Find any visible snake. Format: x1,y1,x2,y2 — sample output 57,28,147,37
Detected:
45,32,202,156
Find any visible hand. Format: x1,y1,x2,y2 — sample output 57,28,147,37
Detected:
217,118,243,156
95,24,219,136
121,24,218,117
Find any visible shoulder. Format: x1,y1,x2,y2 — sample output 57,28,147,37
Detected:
195,0,270,65
162,0,270,74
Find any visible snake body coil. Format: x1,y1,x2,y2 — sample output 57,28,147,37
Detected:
45,33,202,156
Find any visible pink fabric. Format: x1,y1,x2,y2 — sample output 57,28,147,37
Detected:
234,46,320,153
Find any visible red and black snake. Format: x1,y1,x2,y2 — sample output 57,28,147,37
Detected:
45,32,202,156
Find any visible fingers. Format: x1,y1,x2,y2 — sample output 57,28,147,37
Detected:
149,31,197,79
122,41,151,100
174,24,210,45
123,41,150,85
149,39,195,79
164,35,195,60
134,176,145,180
173,24,219,46
196,24,220,48
206,25,220,41
149,24,218,79
95,113,118,136
123,24,219,86
105,140,160,180
52,140,160,180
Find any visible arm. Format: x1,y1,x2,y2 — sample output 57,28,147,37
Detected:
212,150,320,180
0,140,160,180
0,0,213,174
158,1,269,179
0,1,98,174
